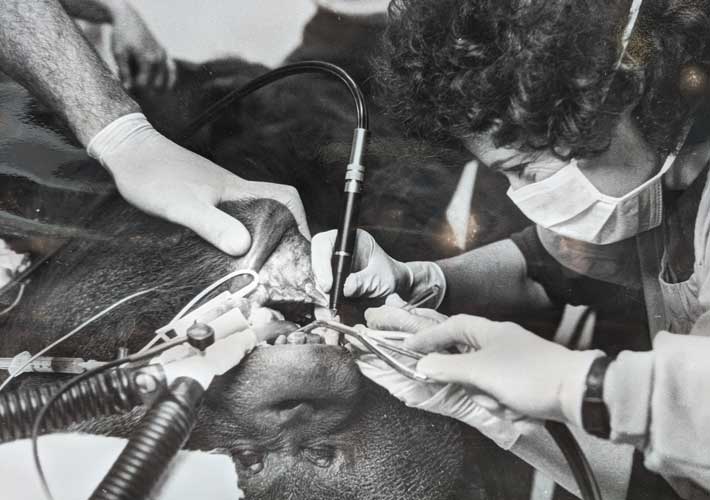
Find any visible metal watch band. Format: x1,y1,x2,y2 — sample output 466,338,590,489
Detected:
582,355,613,439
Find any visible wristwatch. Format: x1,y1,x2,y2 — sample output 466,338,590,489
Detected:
581,355,613,439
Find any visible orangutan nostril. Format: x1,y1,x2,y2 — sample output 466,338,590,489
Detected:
274,399,306,411
234,449,265,473
248,462,265,474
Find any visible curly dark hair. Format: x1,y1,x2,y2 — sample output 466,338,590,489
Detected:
375,0,710,156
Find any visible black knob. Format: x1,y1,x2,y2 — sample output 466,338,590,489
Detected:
186,322,215,351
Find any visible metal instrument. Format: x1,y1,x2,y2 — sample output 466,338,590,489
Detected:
296,319,429,382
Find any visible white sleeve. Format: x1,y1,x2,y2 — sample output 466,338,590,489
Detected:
604,332,710,496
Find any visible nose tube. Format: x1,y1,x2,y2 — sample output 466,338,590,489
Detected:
329,127,368,314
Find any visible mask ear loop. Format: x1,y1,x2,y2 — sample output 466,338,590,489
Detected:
598,0,644,103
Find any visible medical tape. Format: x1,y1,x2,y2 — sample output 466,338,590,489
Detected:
141,270,259,352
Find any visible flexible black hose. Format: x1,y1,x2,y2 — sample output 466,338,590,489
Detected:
177,60,369,143
546,421,603,500
0,367,141,443
89,377,204,500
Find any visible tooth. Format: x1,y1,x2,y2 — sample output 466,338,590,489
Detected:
287,332,307,344
321,329,340,346
275,335,287,345
306,333,323,344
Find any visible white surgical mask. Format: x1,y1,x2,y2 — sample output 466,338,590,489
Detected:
506,156,672,244
503,0,691,245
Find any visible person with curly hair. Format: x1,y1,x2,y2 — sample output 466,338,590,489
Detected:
313,0,710,497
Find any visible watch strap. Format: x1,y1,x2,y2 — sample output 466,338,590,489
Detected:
582,355,613,439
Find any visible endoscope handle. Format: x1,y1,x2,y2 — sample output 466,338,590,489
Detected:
90,377,204,500
329,128,367,313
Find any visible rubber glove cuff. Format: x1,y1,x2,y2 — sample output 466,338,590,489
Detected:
404,261,447,309
87,113,155,166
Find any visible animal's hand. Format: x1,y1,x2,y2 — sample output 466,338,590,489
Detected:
404,315,603,422
88,113,310,256
110,1,176,90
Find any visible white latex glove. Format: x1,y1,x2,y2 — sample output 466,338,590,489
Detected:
88,113,310,256
364,299,447,335
355,337,524,450
110,1,176,90
311,229,446,303
404,315,603,424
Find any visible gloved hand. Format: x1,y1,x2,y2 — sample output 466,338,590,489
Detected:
311,229,446,304
404,315,603,424
88,114,310,257
364,296,447,335
110,0,176,90
355,331,524,450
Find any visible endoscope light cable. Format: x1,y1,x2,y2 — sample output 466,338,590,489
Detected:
31,336,190,500
177,60,369,142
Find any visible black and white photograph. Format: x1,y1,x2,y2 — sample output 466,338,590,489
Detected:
0,1,708,499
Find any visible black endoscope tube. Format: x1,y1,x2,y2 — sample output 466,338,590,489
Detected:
329,127,367,313
178,60,369,314
179,60,368,142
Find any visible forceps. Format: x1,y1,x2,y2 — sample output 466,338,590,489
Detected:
295,320,429,382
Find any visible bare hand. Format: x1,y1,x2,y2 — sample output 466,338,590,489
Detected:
111,2,176,90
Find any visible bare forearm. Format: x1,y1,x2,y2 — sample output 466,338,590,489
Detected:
0,0,139,145
437,238,552,317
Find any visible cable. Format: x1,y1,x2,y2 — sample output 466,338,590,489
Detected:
178,60,368,143
0,287,163,393
546,421,603,500
0,282,24,316
31,337,187,500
